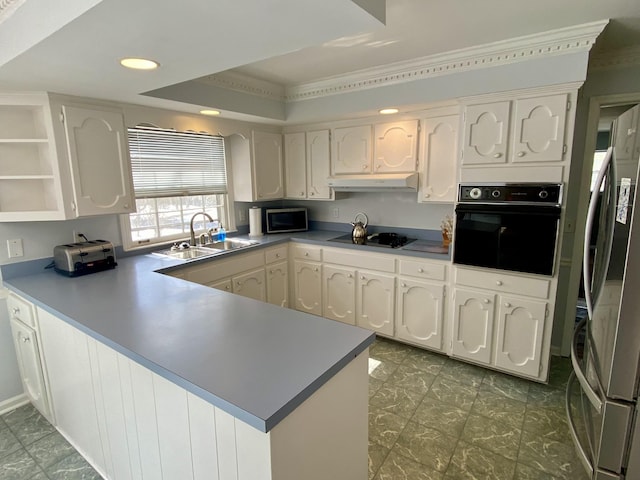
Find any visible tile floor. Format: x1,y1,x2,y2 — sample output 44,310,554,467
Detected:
367,337,589,480
0,404,100,480
0,337,587,480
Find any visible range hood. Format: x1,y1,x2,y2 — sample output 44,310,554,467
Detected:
327,173,419,192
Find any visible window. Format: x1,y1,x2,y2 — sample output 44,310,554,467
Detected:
121,126,234,250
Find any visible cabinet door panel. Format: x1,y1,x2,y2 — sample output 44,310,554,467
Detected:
62,105,133,216
495,296,547,377
293,260,322,315
512,94,567,163
323,265,356,325
332,126,372,174
396,279,444,351
233,268,266,302
267,261,289,308
306,129,333,199
356,271,395,336
451,289,495,364
252,131,283,199
374,120,418,173
462,102,510,165
420,115,458,203
284,132,307,199
9,319,50,418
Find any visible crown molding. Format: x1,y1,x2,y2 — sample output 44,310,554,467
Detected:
0,0,25,24
201,20,608,104
286,20,608,101
589,45,640,71
199,71,286,102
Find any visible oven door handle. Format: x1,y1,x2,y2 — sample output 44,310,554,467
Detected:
566,371,595,478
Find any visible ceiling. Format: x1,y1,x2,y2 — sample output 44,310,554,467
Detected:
1,0,639,123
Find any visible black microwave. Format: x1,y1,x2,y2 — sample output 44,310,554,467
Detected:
265,208,308,234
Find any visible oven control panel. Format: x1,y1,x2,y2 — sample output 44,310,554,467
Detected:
459,184,562,204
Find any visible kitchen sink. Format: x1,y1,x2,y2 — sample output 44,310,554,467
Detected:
201,239,260,251
153,246,219,260
154,238,260,260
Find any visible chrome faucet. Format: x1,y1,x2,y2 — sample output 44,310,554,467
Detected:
189,212,214,246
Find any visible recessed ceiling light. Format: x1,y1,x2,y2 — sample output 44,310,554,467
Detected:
379,108,399,115
120,58,159,70
200,109,221,116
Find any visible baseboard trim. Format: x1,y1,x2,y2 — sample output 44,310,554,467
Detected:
0,393,29,415
550,345,563,357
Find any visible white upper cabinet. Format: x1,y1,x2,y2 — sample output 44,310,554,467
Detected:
419,114,459,203
462,101,511,165
331,125,372,175
61,104,134,216
462,93,569,167
306,130,333,200
0,93,134,221
284,129,333,200
230,130,284,202
373,120,418,173
511,94,568,163
284,132,307,199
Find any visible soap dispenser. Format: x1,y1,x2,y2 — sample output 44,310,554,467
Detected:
218,224,226,241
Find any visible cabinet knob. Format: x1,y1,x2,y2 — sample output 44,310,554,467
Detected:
310,192,314,196
424,194,430,198
314,267,319,272
300,191,304,196
376,164,381,170
225,285,230,290
363,165,368,170
496,280,503,286
360,275,365,280
517,151,526,157
22,336,30,343
236,281,241,286
483,298,490,304
305,252,309,256
504,302,512,308
348,274,353,278
270,270,274,274
401,283,407,287
123,204,129,209
493,152,502,158
275,253,280,258
418,268,424,273
12,307,19,315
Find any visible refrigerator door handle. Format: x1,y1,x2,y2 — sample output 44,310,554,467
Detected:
566,371,595,478
571,317,604,413
583,146,613,318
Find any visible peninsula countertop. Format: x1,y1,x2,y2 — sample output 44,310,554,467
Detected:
4,250,375,432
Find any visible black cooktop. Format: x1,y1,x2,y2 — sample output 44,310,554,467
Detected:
328,232,416,249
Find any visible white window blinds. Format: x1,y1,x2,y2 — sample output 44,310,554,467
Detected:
128,127,227,198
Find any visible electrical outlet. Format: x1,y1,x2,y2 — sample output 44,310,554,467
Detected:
239,209,247,222
332,208,339,218
7,239,24,258
72,230,84,243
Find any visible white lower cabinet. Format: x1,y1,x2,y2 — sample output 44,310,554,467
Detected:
452,266,553,380
266,261,289,308
451,288,495,365
494,295,547,378
355,270,395,336
233,268,266,302
7,294,53,422
293,260,323,315
323,265,356,325
396,278,445,350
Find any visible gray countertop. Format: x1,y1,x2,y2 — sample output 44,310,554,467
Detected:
3,231,449,432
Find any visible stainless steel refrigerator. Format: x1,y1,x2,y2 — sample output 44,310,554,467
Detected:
567,103,640,479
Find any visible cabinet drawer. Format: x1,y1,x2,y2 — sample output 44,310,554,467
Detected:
398,259,446,281
323,247,395,273
291,244,322,261
265,245,288,264
455,267,550,299
8,293,36,328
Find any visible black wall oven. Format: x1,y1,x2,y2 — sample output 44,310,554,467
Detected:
453,184,562,276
